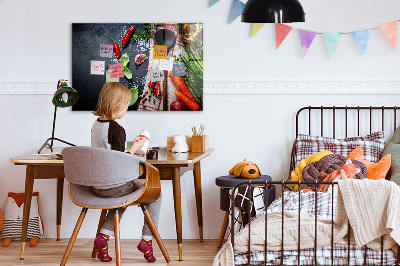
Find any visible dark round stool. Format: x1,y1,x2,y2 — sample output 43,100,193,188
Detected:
215,175,275,248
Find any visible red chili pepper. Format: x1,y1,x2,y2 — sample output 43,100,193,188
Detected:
122,26,135,47
110,36,120,59
148,81,155,88
156,82,161,96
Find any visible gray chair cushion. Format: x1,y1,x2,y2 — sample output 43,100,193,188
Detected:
69,180,145,208
62,146,145,188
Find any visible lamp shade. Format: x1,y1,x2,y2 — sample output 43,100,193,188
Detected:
241,0,305,23
52,84,79,108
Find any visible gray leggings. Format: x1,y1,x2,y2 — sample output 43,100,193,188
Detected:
92,180,162,240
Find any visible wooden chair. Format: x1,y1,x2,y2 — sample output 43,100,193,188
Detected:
60,146,171,265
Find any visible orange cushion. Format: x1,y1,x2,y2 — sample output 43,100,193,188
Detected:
347,146,391,180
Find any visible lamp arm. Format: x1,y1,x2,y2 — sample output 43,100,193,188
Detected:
50,105,58,148
37,104,75,154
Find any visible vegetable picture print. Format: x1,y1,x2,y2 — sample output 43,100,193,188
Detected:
72,23,203,111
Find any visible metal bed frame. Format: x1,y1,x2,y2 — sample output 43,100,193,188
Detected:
230,106,400,266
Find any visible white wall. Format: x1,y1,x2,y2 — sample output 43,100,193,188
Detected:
1,0,400,240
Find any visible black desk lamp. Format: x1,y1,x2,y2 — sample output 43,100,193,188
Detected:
241,0,305,23
38,79,79,154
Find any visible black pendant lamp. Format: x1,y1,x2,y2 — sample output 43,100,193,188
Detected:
242,0,305,23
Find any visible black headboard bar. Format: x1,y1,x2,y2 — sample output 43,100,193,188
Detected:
357,106,360,136
345,106,348,138
370,107,373,134
333,106,336,139
296,106,400,138
320,106,324,137
308,106,311,135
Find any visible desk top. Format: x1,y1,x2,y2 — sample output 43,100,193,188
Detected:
10,147,214,166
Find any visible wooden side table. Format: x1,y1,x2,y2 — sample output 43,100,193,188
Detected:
215,175,275,248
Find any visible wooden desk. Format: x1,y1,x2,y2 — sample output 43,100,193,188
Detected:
10,147,213,261
9,148,64,259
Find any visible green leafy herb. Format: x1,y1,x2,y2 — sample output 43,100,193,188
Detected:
121,53,132,80
123,68,132,80
129,86,139,106
121,53,129,66
130,23,162,43
179,37,203,105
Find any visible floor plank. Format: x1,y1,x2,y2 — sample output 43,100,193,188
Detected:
0,239,221,265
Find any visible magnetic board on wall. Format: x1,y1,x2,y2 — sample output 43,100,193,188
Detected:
72,23,203,111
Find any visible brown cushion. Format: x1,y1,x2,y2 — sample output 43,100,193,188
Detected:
302,154,368,189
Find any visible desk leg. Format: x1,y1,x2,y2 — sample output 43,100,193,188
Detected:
172,167,183,261
193,161,203,242
56,178,64,241
20,165,35,259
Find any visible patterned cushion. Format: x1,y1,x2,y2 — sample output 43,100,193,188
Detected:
294,131,385,166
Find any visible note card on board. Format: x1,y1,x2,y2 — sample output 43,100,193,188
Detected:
100,44,113,58
153,45,168,59
172,64,186,77
150,69,164,82
109,63,124,78
90,60,105,75
159,59,174,71
106,70,119,82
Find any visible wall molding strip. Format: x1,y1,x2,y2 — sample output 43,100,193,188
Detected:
0,81,400,95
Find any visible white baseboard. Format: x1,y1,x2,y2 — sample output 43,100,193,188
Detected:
1,81,400,94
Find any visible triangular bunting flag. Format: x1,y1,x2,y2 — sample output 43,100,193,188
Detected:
378,21,397,50
209,0,220,7
251,23,266,38
323,33,341,58
229,0,245,24
298,29,317,58
275,23,293,49
351,29,370,55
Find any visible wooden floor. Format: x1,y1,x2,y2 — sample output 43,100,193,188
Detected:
0,239,221,265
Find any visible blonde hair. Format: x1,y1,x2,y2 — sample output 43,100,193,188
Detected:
93,82,132,120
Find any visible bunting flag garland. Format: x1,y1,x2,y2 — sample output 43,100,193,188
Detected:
275,23,293,49
207,4,400,57
378,21,398,50
351,29,370,55
209,0,220,7
251,23,266,38
229,0,245,24
298,29,317,58
323,33,341,58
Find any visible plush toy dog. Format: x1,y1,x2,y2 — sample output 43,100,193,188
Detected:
229,159,261,179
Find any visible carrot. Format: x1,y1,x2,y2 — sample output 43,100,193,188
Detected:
169,72,197,102
174,91,200,111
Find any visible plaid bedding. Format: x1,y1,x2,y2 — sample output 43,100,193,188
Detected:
234,191,397,265
294,131,385,166
234,244,397,265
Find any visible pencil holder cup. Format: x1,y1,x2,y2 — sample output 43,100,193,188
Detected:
191,135,209,152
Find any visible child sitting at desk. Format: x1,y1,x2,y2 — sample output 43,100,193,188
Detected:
91,82,162,263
